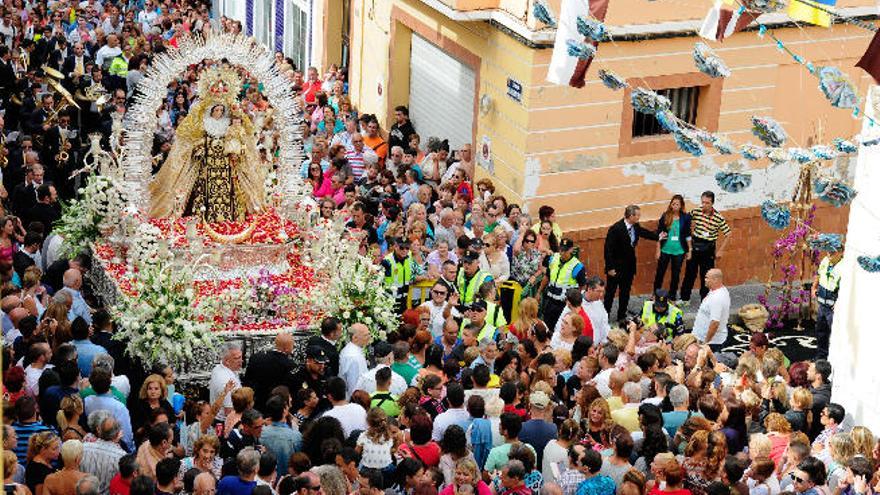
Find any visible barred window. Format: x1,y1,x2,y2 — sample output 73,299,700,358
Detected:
632,86,701,138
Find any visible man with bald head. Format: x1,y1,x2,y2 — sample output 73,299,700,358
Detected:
4,307,31,347
692,268,730,352
63,268,92,325
243,332,295,409
193,472,216,495
338,323,372,398
2,294,22,336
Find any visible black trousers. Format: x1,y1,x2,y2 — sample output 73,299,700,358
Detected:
681,248,715,301
604,271,635,322
653,252,685,300
542,299,566,333
815,303,834,360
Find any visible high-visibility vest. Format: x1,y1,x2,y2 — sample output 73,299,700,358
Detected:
486,301,507,328
640,300,684,340
460,318,498,342
817,256,841,304
546,254,581,300
384,253,413,291
108,56,128,77
457,268,492,305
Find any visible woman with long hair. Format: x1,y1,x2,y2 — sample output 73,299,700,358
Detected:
3,450,29,495
681,430,727,495
419,374,446,420
178,435,223,480
0,216,23,270
439,458,491,495
582,398,616,448
535,220,558,255
635,404,670,474
57,395,86,441
25,431,60,495
509,298,540,342
653,195,691,302
41,301,71,352
356,408,396,471
20,267,48,318
786,387,812,434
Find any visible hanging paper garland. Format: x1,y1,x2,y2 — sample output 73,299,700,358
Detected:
567,39,597,60
598,69,628,90
857,255,880,273
533,0,557,28
817,66,860,109
814,177,857,207
577,16,609,41
810,145,837,161
834,138,858,154
788,148,812,164
716,170,753,192
767,148,789,164
713,136,735,155
747,0,787,13
656,110,680,133
631,88,671,115
740,144,766,161
760,200,792,230
694,42,731,78
674,129,705,156
808,233,843,252
751,116,788,147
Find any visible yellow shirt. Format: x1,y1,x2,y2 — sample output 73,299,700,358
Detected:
606,396,624,411
611,405,641,432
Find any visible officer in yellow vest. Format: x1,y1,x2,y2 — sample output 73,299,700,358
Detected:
459,300,498,343
811,248,843,360
457,250,493,306
540,238,587,332
382,237,416,313
640,289,684,341
478,280,508,329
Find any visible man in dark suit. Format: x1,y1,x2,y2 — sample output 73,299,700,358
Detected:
10,163,42,218
242,333,295,410
62,42,92,82
25,184,60,234
306,316,342,378
603,205,665,322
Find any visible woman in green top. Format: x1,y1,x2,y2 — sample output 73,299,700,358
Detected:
653,195,692,301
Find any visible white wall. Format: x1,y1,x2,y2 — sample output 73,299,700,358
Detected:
830,84,880,433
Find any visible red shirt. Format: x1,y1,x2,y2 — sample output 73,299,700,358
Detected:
576,306,594,339
109,474,131,495
648,488,692,495
301,80,323,103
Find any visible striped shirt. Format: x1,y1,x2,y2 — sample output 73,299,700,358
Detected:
11,421,54,464
81,440,127,494
345,150,366,179
690,208,730,241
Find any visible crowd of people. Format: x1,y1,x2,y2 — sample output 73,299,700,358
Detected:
0,0,862,495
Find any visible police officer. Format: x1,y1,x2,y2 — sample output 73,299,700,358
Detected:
640,289,684,341
382,237,416,313
459,300,498,342
811,247,843,360
478,280,508,329
286,345,331,414
540,238,587,331
457,250,493,306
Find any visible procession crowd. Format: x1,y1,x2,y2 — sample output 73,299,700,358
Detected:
0,1,863,495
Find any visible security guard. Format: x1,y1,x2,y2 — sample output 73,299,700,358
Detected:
811,248,843,360
540,238,587,331
640,289,684,341
285,345,330,414
457,250,493,306
382,237,416,313
459,300,498,342
478,280,508,329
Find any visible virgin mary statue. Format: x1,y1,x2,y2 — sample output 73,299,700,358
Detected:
149,68,266,222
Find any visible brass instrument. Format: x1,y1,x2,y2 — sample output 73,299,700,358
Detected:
56,128,71,164
77,82,109,112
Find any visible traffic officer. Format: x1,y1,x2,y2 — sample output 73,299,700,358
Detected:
811,247,843,360
382,237,416,313
640,289,684,341
478,280,508,329
457,250,493,306
540,238,587,331
286,345,331,414
459,300,498,342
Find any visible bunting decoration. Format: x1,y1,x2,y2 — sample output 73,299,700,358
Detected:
716,170,753,192
761,201,792,230
857,255,880,273
808,233,844,252
598,69,628,90
788,0,836,27
751,116,788,147
856,29,880,84
694,42,732,78
699,0,758,42
814,177,857,207
817,66,860,109
674,129,706,156
546,0,609,87
567,39,598,60
533,0,558,28
631,88,671,114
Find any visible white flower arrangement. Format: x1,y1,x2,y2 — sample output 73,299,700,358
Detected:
55,174,129,257
306,215,398,341
127,223,166,266
112,258,218,368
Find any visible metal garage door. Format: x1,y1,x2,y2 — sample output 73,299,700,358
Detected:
408,34,476,151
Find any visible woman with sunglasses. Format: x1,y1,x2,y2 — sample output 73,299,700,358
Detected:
511,227,546,299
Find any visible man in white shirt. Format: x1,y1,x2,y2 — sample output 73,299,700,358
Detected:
209,343,243,422
432,383,472,441
338,323,371,398
592,344,619,398
24,342,53,396
94,33,122,68
420,281,458,338
322,376,367,437
583,277,610,345
692,269,730,352
355,342,407,396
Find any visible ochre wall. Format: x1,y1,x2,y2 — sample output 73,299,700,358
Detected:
566,203,851,295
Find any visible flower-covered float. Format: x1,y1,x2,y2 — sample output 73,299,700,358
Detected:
56,32,397,374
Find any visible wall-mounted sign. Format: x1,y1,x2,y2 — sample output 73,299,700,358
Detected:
507,77,523,103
